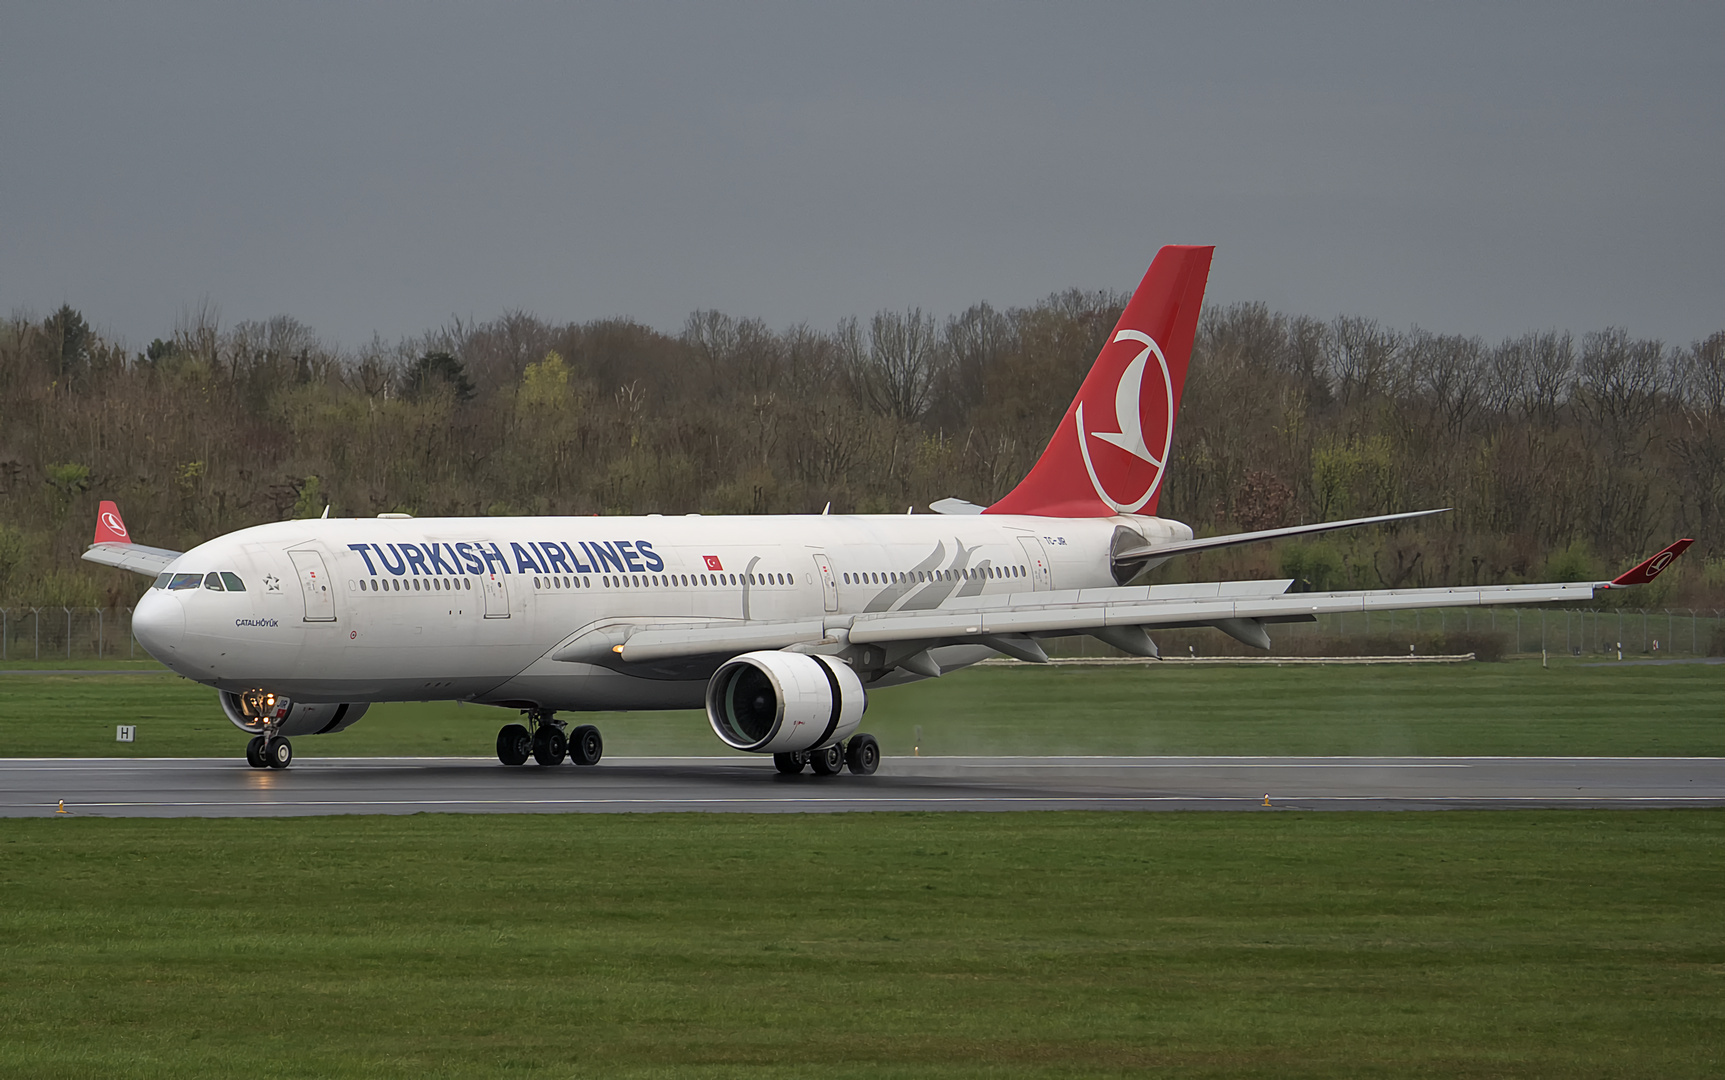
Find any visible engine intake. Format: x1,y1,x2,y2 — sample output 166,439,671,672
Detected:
706,651,865,753
220,690,369,737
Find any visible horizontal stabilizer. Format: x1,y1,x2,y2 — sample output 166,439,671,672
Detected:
1115,508,1449,563
81,501,181,577
82,542,181,577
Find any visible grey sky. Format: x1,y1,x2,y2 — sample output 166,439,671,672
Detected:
4,3,1721,352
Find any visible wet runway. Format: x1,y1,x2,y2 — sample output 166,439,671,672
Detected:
3,755,1722,816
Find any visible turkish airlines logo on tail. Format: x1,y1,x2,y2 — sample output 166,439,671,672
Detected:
101,511,128,539
1075,329,1175,513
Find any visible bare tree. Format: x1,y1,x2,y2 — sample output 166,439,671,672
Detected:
848,308,947,423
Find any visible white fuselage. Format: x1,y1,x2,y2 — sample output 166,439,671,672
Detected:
132,512,1191,711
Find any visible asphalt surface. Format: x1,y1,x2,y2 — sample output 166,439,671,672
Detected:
3,755,1722,816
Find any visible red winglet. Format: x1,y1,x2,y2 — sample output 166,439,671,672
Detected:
94,500,132,545
1608,538,1693,587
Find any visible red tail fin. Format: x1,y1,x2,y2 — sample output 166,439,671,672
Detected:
985,245,1213,518
94,500,132,545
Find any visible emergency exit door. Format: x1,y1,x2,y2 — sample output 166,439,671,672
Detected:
288,549,337,622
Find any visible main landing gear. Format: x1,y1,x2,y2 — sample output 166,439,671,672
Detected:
773,733,880,777
497,711,603,768
245,734,293,770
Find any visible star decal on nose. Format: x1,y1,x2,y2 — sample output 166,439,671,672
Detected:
264,574,281,592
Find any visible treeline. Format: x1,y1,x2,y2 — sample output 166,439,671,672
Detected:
1,292,1721,609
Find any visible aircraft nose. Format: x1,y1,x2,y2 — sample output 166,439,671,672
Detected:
132,591,185,660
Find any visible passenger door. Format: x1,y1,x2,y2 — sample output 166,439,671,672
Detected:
1017,536,1052,592
288,549,338,622
812,553,839,612
482,571,510,618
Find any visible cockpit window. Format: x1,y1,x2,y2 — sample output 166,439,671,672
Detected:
153,572,172,590
220,572,246,591
168,573,203,590
203,572,224,591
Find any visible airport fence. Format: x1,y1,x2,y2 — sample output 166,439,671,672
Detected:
0,606,1720,663
0,607,140,662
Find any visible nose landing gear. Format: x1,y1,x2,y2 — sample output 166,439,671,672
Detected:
497,711,603,768
245,734,293,769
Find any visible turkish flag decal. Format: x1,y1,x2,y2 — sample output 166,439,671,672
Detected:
703,555,724,571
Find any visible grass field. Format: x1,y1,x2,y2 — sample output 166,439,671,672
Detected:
0,811,1719,1078
1,658,1723,759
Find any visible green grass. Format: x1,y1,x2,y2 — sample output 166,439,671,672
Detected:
2,659,1723,759
0,811,1720,1078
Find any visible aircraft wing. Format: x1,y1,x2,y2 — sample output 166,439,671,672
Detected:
82,541,182,576
597,538,1693,669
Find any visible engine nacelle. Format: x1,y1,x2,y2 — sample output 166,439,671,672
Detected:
706,651,865,753
220,690,369,737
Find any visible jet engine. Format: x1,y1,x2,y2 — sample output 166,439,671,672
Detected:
219,689,369,737
706,651,864,753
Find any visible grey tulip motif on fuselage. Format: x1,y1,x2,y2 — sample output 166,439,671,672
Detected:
861,540,995,613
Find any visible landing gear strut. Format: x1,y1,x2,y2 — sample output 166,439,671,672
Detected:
532,724,568,767
496,712,603,767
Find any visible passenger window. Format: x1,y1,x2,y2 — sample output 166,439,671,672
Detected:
220,572,246,591
169,572,203,590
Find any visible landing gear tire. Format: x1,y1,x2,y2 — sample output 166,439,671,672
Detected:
245,736,269,769
810,744,845,776
265,737,293,769
845,733,880,776
773,751,807,775
497,723,532,766
532,725,568,767
569,724,603,767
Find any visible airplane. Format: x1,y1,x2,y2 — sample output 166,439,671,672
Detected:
84,245,1693,771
